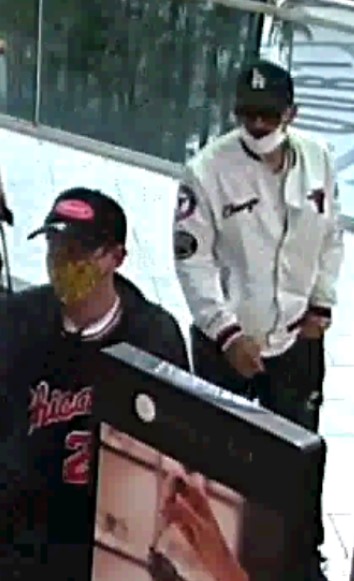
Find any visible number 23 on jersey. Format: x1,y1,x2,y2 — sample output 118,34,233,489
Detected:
63,430,91,485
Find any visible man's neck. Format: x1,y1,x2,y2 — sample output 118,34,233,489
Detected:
263,139,291,174
62,284,119,331
262,145,287,174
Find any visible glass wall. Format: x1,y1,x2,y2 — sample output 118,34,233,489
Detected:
289,0,354,220
43,0,266,163
0,0,38,120
0,0,266,165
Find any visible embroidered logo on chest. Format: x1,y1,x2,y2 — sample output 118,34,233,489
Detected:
222,198,259,219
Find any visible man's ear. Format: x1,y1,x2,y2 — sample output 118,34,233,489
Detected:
284,104,297,125
112,244,127,269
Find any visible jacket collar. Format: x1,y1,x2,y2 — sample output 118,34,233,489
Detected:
239,133,307,209
239,138,261,161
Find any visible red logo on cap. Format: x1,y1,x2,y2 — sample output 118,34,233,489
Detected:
55,199,94,221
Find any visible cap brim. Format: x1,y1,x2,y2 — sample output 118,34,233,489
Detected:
27,226,48,240
27,222,108,252
27,222,70,240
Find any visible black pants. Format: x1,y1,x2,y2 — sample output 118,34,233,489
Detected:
191,326,326,548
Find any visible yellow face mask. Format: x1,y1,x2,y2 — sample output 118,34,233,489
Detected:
50,258,103,305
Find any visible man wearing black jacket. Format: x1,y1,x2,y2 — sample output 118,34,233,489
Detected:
0,187,189,580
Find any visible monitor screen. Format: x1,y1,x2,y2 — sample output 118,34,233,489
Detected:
88,343,324,581
92,421,247,581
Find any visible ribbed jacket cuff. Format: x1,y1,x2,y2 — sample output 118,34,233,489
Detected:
216,324,243,352
308,305,332,320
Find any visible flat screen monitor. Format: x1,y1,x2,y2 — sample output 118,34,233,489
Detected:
89,343,324,581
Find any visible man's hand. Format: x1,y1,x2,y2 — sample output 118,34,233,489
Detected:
300,314,331,340
224,335,264,378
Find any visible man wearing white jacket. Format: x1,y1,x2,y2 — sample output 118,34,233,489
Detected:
173,59,343,581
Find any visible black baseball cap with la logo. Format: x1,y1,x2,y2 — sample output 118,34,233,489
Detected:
28,187,127,248
235,59,294,117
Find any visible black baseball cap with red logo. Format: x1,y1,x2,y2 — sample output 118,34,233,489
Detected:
28,187,127,248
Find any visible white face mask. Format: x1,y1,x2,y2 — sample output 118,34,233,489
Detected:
240,125,287,156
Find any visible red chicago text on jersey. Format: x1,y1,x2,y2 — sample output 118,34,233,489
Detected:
29,381,93,435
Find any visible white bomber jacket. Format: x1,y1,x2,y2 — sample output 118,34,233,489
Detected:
173,127,344,357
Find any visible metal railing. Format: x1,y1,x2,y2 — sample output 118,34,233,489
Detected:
204,0,354,34
1,0,353,171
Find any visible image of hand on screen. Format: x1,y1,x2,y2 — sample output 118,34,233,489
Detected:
161,473,249,581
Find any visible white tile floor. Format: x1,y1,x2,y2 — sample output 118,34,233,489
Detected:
1,127,353,579
318,234,354,580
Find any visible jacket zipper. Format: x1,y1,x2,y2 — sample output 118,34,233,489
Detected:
266,158,290,345
267,213,289,344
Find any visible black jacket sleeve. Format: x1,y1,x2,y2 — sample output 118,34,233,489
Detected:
0,295,32,552
149,310,190,372
0,287,58,536
128,303,190,373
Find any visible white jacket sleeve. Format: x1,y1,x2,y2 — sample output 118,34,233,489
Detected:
173,166,242,350
309,149,344,314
